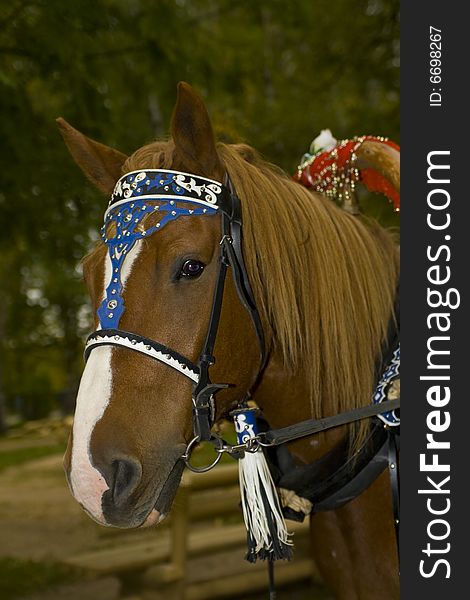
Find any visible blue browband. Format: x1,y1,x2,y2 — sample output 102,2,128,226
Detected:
98,169,230,329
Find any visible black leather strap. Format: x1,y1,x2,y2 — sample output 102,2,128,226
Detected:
192,212,231,440
275,421,389,511
224,178,266,370
388,430,400,563
262,397,400,446
191,178,267,440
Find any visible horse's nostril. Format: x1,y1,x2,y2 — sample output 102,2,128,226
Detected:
112,458,142,504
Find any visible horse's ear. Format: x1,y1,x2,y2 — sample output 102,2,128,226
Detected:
171,82,223,179
56,117,128,195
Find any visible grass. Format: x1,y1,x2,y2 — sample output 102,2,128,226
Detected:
0,444,66,472
0,557,82,600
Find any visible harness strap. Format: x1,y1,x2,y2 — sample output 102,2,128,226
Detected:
268,558,276,600
224,180,267,371
192,213,231,441
388,429,400,565
262,397,400,446
275,422,380,507
191,179,267,441
274,423,400,569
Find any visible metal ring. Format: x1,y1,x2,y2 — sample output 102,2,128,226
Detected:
245,438,261,452
254,433,276,448
181,436,223,473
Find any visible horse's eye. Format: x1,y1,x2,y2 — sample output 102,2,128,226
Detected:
180,259,205,278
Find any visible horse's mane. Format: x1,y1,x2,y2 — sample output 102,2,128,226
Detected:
123,141,399,450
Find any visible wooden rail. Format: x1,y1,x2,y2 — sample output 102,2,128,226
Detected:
65,463,316,599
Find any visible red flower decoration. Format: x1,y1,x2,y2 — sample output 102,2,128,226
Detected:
294,135,400,212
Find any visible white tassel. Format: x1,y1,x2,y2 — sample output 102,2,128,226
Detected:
233,408,293,562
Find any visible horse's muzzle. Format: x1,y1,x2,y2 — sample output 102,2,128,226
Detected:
99,445,186,528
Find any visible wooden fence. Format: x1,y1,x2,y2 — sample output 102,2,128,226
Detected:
66,463,317,599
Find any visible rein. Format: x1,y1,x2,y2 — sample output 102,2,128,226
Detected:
210,396,400,457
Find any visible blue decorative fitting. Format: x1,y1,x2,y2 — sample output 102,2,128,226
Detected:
233,408,259,445
97,198,217,329
372,345,400,426
97,169,227,329
97,169,224,330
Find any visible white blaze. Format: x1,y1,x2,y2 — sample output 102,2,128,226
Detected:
70,345,112,522
70,241,142,524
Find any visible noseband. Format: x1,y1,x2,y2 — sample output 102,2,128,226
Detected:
84,168,266,450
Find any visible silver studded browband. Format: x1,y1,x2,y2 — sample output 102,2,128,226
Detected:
85,330,200,383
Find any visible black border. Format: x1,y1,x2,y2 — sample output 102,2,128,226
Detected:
401,3,468,596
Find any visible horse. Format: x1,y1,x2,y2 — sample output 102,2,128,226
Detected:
58,82,400,599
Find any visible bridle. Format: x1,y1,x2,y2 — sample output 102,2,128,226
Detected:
84,166,399,467
84,168,267,465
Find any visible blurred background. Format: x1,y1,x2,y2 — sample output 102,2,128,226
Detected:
0,0,399,598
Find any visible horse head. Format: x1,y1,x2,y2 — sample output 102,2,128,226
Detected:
59,83,261,528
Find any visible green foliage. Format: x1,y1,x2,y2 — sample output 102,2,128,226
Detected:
0,0,399,421
0,557,81,599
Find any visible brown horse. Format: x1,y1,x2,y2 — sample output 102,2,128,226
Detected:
59,82,399,599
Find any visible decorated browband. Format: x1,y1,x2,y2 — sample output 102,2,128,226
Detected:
98,170,229,329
